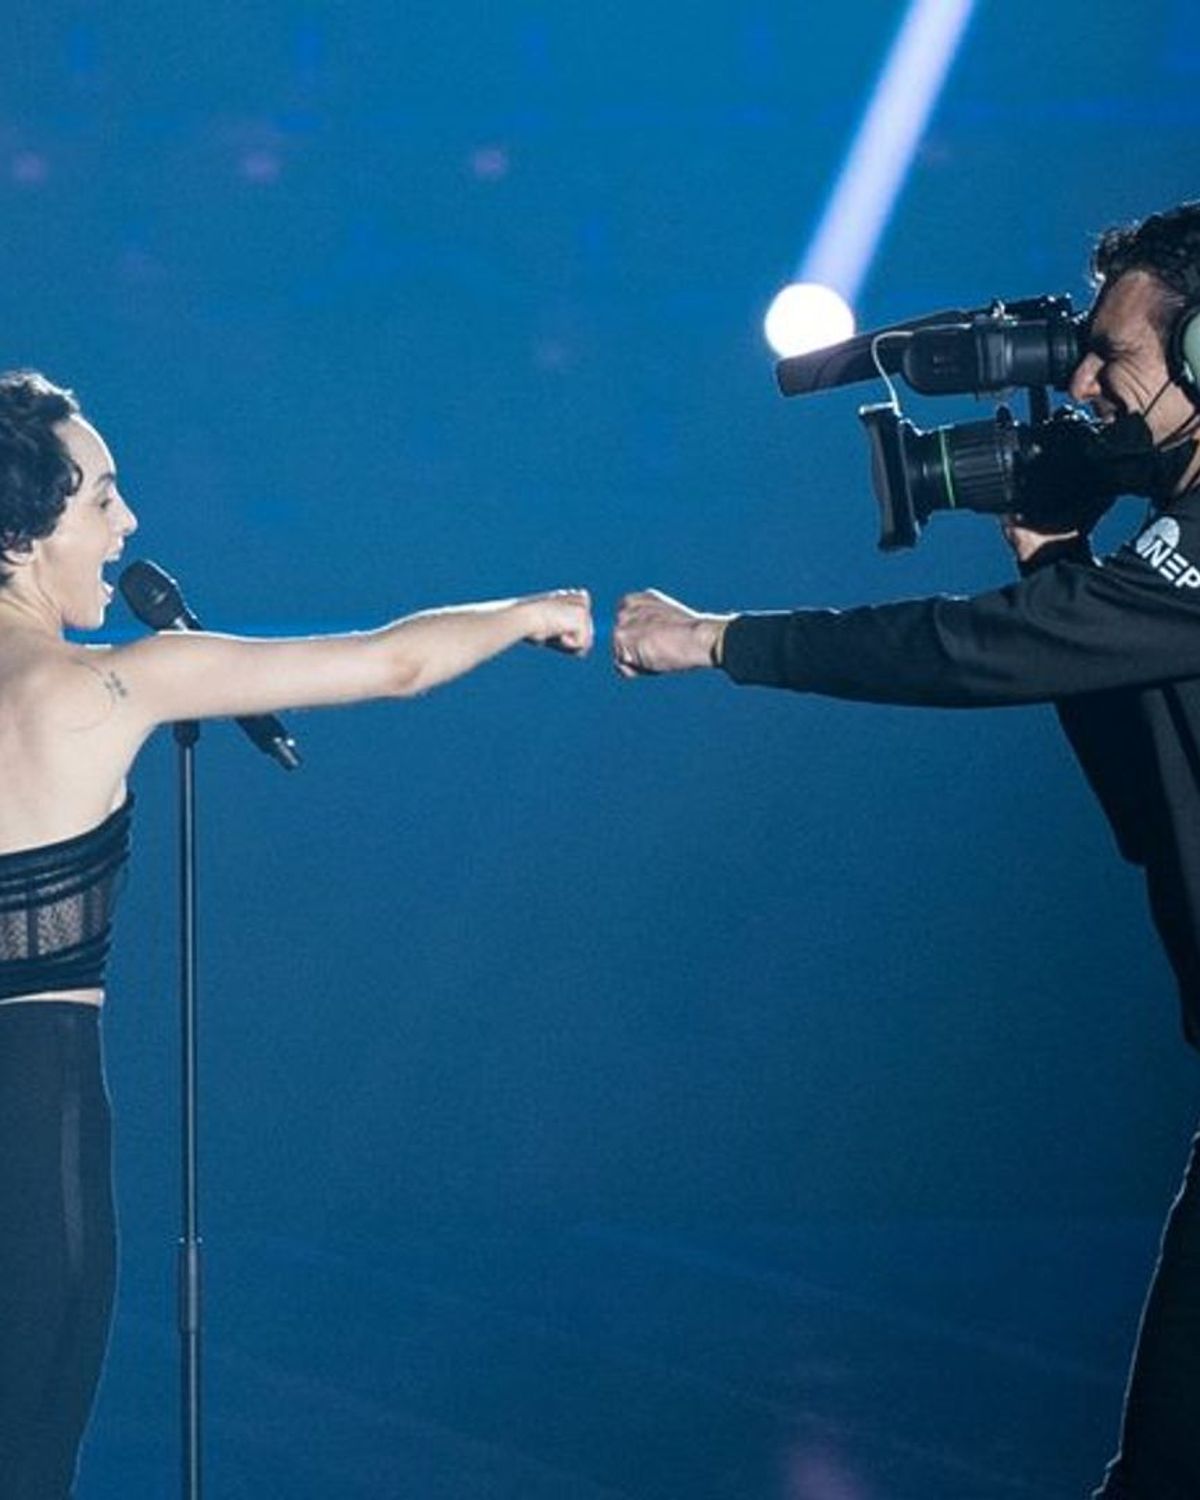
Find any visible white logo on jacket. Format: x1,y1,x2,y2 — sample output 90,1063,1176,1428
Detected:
1134,516,1200,588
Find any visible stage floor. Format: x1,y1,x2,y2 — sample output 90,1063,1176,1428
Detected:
84,1216,1154,1498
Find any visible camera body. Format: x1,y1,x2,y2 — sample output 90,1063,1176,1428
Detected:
775,295,1131,550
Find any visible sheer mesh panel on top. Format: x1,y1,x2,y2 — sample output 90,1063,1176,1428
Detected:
0,798,132,1000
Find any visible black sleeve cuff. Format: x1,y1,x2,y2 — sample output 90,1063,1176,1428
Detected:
720,612,790,686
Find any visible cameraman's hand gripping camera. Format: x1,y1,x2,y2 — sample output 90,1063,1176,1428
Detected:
776,296,1193,550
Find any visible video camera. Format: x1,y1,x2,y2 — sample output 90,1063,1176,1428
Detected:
775,294,1144,550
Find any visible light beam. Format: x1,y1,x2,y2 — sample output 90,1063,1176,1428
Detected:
765,0,977,354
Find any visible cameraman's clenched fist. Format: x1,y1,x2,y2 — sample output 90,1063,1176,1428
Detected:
612,589,733,677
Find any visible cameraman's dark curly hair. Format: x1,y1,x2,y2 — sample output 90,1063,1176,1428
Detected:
0,371,82,587
1092,201,1200,337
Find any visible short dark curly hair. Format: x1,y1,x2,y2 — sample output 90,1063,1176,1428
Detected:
0,371,82,587
1091,201,1200,339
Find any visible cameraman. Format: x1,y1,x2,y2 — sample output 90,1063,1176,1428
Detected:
613,201,1200,1499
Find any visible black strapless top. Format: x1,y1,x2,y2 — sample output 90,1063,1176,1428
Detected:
0,797,133,1001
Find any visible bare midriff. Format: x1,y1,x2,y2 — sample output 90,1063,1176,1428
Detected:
0,988,104,1008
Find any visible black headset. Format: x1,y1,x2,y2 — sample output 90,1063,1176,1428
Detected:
1168,268,1200,403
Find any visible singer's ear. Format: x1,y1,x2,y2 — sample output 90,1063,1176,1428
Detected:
0,533,36,572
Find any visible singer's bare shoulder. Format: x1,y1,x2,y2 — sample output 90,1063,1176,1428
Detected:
73,644,133,717
0,638,128,735
31,643,133,733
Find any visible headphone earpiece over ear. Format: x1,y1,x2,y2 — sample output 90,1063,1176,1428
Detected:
1172,302,1200,401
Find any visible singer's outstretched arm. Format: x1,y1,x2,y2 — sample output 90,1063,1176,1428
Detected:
66,590,592,745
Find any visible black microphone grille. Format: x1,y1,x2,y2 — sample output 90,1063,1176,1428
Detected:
117,559,187,630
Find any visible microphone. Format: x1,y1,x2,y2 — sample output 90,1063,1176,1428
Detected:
118,559,301,771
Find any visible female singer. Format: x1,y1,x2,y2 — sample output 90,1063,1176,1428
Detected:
0,370,592,1498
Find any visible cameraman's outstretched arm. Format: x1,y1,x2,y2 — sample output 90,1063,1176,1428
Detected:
612,571,1159,864
614,491,1200,707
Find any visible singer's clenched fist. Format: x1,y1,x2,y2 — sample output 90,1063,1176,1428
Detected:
521,589,594,655
612,589,733,677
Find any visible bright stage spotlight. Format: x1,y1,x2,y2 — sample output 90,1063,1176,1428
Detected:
764,282,855,358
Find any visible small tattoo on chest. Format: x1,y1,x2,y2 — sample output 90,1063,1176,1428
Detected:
104,670,129,702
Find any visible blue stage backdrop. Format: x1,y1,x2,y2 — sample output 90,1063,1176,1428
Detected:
4,3,1199,1496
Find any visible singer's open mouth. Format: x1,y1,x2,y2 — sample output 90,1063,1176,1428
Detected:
99,551,121,599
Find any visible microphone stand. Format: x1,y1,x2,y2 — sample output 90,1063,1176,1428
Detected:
175,717,203,1500
116,559,302,1500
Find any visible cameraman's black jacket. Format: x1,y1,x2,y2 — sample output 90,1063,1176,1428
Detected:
721,491,1200,1045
